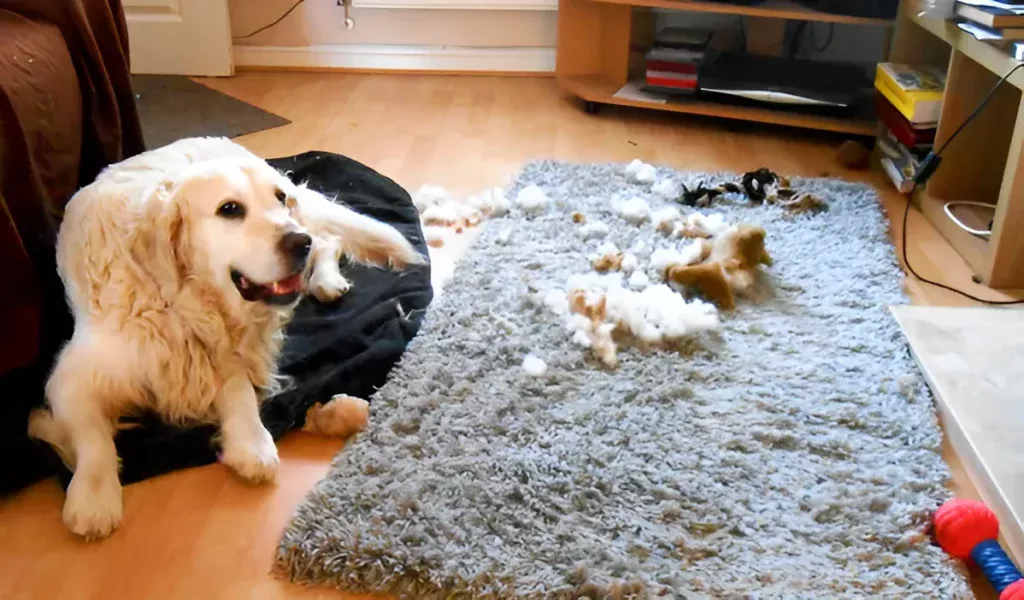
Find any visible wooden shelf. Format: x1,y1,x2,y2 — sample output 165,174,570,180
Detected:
913,189,991,273
910,12,1024,90
590,0,895,26
560,74,877,135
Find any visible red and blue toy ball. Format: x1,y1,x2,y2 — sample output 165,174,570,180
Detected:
934,498,1024,600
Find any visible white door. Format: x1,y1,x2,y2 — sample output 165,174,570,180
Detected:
123,0,233,76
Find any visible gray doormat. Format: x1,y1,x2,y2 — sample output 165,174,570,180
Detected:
275,162,969,599
132,75,289,149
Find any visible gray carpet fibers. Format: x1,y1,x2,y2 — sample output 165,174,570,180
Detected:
276,161,969,599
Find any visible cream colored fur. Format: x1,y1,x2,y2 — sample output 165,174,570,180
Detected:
29,138,421,539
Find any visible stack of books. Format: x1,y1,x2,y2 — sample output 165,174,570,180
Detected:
954,0,1024,48
874,63,946,193
644,28,712,96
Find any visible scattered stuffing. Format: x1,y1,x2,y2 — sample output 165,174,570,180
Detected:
415,185,506,230
673,212,730,239
620,252,638,274
424,227,446,248
542,289,569,316
572,212,586,224
521,354,547,376
650,240,707,274
591,242,623,273
412,185,453,213
625,159,657,183
469,187,511,217
565,280,719,367
516,184,549,214
652,178,682,199
578,221,610,240
496,228,513,245
635,164,657,183
420,202,461,227
775,192,829,215
628,270,650,291
618,197,651,224
652,206,682,233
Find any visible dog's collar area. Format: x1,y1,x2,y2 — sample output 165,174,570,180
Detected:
230,268,303,305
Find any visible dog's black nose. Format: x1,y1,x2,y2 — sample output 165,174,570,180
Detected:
280,232,312,262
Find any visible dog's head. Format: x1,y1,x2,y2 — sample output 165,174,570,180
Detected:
147,157,310,307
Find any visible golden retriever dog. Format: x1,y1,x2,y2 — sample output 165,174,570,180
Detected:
27,137,422,539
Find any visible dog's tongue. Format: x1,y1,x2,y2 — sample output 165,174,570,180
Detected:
268,273,302,296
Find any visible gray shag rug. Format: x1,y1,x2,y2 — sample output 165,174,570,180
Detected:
276,161,970,599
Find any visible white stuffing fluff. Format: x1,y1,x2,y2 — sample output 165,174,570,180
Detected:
496,228,513,245
543,289,569,316
625,159,645,175
565,278,719,365
470,187,511,217
620,252,638,274
652,206,681,230
566,272,625,299
628,270,650,291
578,222,610,240
607,284,718,343
595,241,619,256
650,240,705,274
420,202,460,226
516,185,549,214
412,185,453,213
635,164,657,183
522,354,547,376
682,212,730,238
625,159,657,183
652,178,682,199
423,227,446,247
618,197,651,224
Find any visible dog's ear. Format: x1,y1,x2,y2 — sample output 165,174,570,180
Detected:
292,185,425,270
131,179,192,298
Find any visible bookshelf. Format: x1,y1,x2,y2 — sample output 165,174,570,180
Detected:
555,0,894,136
890,1,1024,289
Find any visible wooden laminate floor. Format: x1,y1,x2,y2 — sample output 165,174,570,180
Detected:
1,73,1016,599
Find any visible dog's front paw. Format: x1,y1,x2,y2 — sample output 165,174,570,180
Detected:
221,428,279,483
63,472,123,539
309,269,352,303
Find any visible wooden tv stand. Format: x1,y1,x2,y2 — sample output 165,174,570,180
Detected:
890,2,1024,289
555,0,894,136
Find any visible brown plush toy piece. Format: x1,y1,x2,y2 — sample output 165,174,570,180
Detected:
302,394,370,439
665,224,773,310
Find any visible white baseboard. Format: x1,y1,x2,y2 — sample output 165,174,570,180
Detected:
352,0,556,9
233,44,555,73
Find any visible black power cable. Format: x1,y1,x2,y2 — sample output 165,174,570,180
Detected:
234,0,306,40
901,62,1024,305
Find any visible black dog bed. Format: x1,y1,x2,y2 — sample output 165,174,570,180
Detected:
0,151,432,493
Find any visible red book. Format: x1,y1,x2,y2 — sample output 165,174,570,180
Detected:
645,59,699,75
875,94,935,148
646,75,698,89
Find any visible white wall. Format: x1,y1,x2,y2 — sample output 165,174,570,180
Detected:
228,0,889,72
229,0,556,47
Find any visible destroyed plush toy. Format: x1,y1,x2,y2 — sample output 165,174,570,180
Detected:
664,224,773,310
678,168,828,215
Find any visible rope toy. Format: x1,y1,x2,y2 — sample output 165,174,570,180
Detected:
934,498,1024,599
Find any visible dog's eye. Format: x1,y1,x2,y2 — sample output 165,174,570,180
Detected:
216,201,246,220
275,188,287,204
